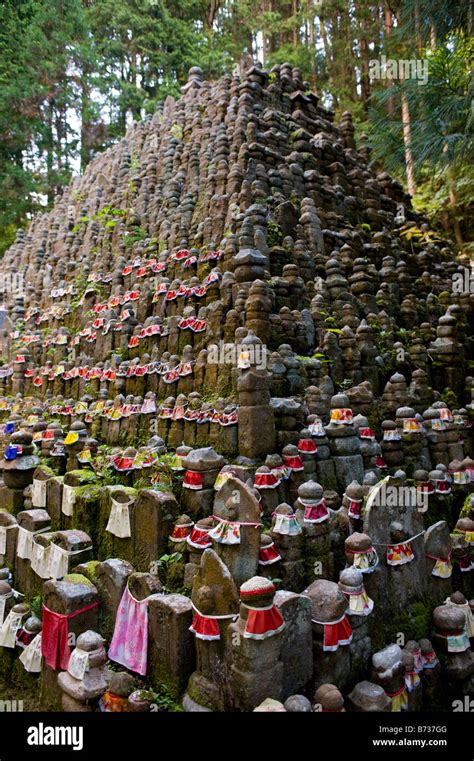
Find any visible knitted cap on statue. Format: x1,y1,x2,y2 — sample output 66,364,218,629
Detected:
297,480,329,524
239,577,285,640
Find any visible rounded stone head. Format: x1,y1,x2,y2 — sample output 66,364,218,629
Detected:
313,684,344,712
339,567,364,593
284,695,312,713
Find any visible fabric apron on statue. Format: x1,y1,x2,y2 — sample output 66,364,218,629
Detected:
0,608,23,648
61,484,77,517
32,479,47,508
108,587,149,676
19,633,43,673
42,602,99,671
105,495,134,539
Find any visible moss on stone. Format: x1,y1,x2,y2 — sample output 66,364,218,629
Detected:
73,487,105,549
37,464,56,477
67,470,98,485
303,535,332,585
0,646,15,681
384,600,432,644
166,561,186,592
99,612,114,643
75,484,103,501
10,659,40,702
38,673,63,711
0,672,41,712
96,500,115,560
79,560,100,581
187,675,215,710
63,573,93,587
441,387,459,408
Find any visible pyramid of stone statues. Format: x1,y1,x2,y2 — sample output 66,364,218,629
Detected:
0,63,472,713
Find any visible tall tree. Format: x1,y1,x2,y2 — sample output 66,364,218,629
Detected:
0,0,42,250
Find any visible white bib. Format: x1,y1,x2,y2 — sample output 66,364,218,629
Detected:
67,648,89,680
0,592,13,626
19,633,42,673
17,527,33,560
62,484,77,517
0,609,23,648
273,514,302,536
32,478,47,507
30,540,52,579
105,496,134,538
48,543,70,581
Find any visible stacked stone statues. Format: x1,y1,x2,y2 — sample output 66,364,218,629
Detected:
0,61,471,713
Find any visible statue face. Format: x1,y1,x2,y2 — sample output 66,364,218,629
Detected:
196,585,214,614
389,521,405,542
223,497,238,521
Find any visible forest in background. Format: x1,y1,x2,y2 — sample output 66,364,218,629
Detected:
0,0,472,255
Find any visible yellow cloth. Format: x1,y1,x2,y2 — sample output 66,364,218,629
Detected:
390,688,408,712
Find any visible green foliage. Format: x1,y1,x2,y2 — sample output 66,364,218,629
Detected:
0,0,97,240
153,552,183,590
0,0,471,251
441,387,458,409
149,683,184,712
369,32,473,245
170,123,184,140
123,225,148,248
30,595,42,619
267,219,283,247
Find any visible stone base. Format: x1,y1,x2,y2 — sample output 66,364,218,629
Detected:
333,455,364,491
237,405,276,459
182,693,213,712
0,485,25,514
316,459,338,491
230,662,284,712
182,488,214,520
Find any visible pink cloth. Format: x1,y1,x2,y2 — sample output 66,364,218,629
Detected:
108,587,149,676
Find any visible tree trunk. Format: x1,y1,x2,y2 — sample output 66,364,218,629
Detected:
355,0,370,113
308,0,316,88
414,2,423,50
80,60,92,172
268,0,276,54
444,144,463,245
46,99,55,206
320,17,336,106
292,0,299,46
340,0,355,103
207,0,220,29
448,182,464,246
384,2,394,114
401,91,416,196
